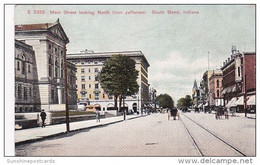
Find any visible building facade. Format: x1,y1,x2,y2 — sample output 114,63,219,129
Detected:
15,20,77,111
221,46,256,113
209,70,223,107
15,40,40,112
67,50,150,112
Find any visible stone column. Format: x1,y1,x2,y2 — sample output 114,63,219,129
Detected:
57,86,62,104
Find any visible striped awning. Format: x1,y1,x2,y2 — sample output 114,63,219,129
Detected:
226,97,237,108
234,96,244,106
247,95,255,105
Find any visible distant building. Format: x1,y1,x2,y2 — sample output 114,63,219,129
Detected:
67,50,150,112
221,46,255,113
209,70,223,107
192,79,199,107
15,19,77,111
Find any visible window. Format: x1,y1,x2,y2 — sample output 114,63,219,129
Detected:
49,55,52,65
95,75,99,81
217,80,219,88
55,67,58,78
95,93,99,100
51,88,54,100
238,67,241,77
61,50,63,56
95,84,99,89
82,84,85,89
75,84,78,88
103,94,105,98
81,76,85,82
89,76,91,80
49,65,52,77
82,93,86,98
17,61,20,70
29,87,32,97
81,68,85,73
22,61,26,74
95,68,99,72
89,84,91,88
109,95,113,99
94,61,98,64
24,87,27,101
217,90,220,97
89,68,91,72
28,64,31,73
61,69,64,78
89,94,92,99
48,44,52,50
18,85,22,99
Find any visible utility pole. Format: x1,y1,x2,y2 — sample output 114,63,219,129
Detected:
208,52,210,70
64,45,70,133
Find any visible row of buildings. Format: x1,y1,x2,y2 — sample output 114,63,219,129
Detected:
192,46,256,113
14,19,154,113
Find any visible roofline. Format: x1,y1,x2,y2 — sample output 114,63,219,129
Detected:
15,22,70,44
67,50,150,67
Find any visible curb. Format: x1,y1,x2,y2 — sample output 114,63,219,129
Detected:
15,115,146,146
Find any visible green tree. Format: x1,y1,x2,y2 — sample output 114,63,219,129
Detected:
177,95,192,107
156,94,174,109
98,55,139,120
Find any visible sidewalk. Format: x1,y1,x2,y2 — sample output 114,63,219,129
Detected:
233,113,256,119
15,114,145,145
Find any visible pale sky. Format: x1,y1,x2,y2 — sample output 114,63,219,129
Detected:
14,5,255,103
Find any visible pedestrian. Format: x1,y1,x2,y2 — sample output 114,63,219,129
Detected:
40,109,46,128
96,110,100,122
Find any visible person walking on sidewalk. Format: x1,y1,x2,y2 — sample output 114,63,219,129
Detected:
96,110,100,122
40,109,47,128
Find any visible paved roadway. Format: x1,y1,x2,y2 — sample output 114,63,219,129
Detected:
16,112,255,156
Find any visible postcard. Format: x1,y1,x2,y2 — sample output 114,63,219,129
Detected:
5,4,256,160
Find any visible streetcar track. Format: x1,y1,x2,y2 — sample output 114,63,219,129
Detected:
179,116,204,156
180,113,247,157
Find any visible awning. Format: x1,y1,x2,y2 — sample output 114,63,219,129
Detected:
226,97,237,108
232,86,237,92
247,95,255,105
203,102,208,106
198,103,203,108
234,96,244,106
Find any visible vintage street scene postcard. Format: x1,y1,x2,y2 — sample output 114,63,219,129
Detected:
5,4,256,159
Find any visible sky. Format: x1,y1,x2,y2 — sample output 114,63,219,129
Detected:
14,5,255,103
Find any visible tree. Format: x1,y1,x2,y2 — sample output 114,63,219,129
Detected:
177,95,192,107
156,94,174,109
98,55,139,120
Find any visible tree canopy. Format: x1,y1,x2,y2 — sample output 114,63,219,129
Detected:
177,95,193,107
156,94,174,109
98,54,139,109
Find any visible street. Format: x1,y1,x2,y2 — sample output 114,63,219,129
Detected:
16,112,255,156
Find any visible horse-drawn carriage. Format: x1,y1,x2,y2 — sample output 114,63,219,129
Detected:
215,106,228,119
168,108,180,120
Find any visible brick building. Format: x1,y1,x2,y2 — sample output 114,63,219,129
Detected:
221,47,255,113
209,70,223,107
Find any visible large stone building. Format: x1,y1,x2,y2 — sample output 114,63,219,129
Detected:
15,40,40,112
209,70,223,107
15,20,77,111
67,50,150,112
221,46,256,113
